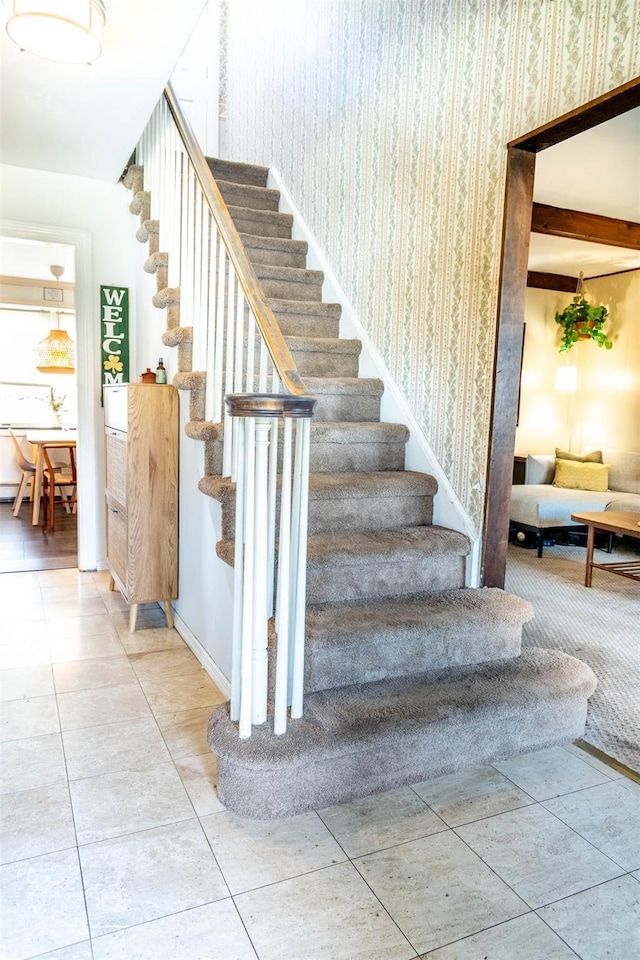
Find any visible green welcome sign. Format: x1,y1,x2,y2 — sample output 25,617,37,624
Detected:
100,285,129,391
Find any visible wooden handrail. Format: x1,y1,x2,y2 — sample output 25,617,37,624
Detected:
163,82,310,400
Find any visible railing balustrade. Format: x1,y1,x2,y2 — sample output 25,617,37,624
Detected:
136,83,316,736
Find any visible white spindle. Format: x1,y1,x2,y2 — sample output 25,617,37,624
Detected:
213,241,226,422
290,418,311,718
239,417,256,739
222,268,236,477
246,312,256,394
274,416,293,735
191,188,204,366
266,414,278,617
205,225,217,423
252,418,270,726
230,422,245,723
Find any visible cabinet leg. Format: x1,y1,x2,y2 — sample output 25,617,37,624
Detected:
129,604,139,632
108,575,115,592
163,601,174,629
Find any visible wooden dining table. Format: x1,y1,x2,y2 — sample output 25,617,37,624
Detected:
25,429,77,526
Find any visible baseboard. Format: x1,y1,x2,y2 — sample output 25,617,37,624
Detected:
172,608,232,699
268,167,481,586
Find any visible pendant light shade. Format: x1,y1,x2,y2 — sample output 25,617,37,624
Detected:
35,264,76,374
5,0,107,64
35,328,76,374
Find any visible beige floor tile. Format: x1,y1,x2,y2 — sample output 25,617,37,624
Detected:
200,808,347,895
492,745,612,800
80,819,228,938
419,912,578,959
543,779,640,872
5,601,45,623
0,781,75,864
0,619,48,645
1,694,60,742
57,682,151,731
562,742,625,779
0,639,51,670
38,569,94,588
47,614,119,642
537,874,640,960
138,672,226,714
128,647,204,683
91,900,257,960
41,583,100,602
318,786,446,858
235,861,415,960
354,830,527,955
118,627,187,655
35,942,93,960
49,633,127,664
456,803,623,909
0,732,67,795
44,596,109,620
617,775,640,797
154,705,213,760
0,848,89,959
63,716,171,780
70,761,195,845
0,664,54,702
53,655,136,694
411,765,534,827
0,572,42,597
175,752,225,816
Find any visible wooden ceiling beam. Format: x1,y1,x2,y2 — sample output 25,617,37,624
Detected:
531,203,640,250
526,271,578,292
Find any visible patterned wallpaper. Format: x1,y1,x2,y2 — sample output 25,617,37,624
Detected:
223,0,640,532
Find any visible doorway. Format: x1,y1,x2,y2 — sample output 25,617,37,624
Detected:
482,76,640,588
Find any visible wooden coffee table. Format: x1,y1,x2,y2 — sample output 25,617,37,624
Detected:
571,511,640,587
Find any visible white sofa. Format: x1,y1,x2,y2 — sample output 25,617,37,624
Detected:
509,449,640,556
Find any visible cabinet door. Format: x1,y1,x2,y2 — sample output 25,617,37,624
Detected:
104,386,128,432
105,429,127,505
105,494,127,591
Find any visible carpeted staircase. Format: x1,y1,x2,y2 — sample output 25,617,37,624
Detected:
124,158,597,820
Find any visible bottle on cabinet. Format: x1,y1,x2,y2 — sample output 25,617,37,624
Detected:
155,358,167,384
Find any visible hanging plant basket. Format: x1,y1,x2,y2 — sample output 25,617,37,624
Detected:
555,273,612,354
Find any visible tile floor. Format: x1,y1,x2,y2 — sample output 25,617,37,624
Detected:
1,567,639,960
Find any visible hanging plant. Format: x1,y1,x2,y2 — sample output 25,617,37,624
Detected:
555,273,612,354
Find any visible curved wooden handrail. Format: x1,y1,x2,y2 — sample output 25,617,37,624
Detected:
163,82,310,400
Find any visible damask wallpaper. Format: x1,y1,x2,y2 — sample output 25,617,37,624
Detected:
223,0,639,532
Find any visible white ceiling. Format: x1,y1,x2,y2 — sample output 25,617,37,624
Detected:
0,0,207,181
532,106,640,278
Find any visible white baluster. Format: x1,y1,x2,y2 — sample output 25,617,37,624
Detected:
245,312,256,394
191,188,204,367
231,289,245,483
230,420,245,723
274,416,293,734
179,154,189,294
222,269,236,478
252,417,270,727
213,241,226,422
267,411,278,617
239,416,255,738
291,417,311,719
205,225,217,423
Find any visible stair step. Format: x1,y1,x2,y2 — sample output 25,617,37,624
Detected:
305,377,383,422
207,157,269,188
208,647,597,819
241,234,309,269
309,421,408,473
268,299,342,338
217,179,281,212
305,525,470,604
286,336,360,378
253,263,323,302
306,470,436,534
304,588,532,692
227,204,293,240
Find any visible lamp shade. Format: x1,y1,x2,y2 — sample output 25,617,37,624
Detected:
554,366,577,392
35,328,76,374
5,0,107,64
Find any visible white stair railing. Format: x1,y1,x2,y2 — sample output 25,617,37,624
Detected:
136,84,316,737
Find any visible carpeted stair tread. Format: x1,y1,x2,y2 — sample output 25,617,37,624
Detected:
216,179,280,212
207,157,269,188
307,470,436,500
252,263,323,302
267,299,342,337
303,588,532,691
227,204,293,239
285,336,361,356
241,234,308,269
208,647,597,818
305,377,383,396
307,525,469,566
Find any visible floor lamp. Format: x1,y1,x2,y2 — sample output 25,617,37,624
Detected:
555,364,577,452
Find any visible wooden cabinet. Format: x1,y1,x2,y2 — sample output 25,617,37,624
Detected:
104,384,179,631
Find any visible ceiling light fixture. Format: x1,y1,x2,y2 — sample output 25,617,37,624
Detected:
35,265,76,374
5,0,107,64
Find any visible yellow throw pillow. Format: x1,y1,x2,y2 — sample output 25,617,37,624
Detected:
555,448,602,463
553,459,610,492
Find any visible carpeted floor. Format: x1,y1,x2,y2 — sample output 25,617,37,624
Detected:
505,538,640,774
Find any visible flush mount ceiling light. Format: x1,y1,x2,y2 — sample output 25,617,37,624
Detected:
5,0,107,64
35,265,76,374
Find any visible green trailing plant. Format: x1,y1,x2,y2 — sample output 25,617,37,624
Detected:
555,281,612,354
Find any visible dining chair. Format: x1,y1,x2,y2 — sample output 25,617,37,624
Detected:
9,429,36,517
41,443,77,533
